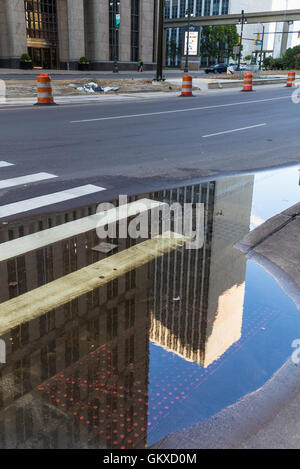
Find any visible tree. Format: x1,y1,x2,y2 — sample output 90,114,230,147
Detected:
200,25,239,64
282,45,300,69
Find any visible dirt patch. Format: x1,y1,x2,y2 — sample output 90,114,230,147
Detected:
5,78,181,98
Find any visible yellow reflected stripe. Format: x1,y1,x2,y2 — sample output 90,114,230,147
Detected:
0,232,187,336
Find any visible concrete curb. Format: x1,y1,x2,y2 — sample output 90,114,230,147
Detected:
207,78,289,89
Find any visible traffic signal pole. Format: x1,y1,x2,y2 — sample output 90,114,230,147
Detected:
259,25,265,70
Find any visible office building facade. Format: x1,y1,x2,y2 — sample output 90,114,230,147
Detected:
0,0,158,70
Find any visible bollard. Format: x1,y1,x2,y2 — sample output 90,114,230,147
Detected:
286,70,296,88
35,73,56,105
241,72,253,92
181,74,193,97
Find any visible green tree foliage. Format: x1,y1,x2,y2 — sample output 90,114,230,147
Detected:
264,56,285,70
200,25,239,64
282,45,300,69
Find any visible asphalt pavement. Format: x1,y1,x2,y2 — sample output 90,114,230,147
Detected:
0,85,299,220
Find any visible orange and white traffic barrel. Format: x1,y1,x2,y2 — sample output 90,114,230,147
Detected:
181,74,193,97
241,72,253,92
286,70,296,88
35,73,56,105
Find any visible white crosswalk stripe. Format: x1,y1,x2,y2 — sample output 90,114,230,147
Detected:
0,199,165,261
0,184,106,218
0,172,57,189
0,161,14,168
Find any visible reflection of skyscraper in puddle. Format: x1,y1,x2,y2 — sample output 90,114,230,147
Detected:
150,176,254,368
0,200,150,449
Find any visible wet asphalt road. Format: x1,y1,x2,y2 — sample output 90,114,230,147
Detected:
0,85,299,218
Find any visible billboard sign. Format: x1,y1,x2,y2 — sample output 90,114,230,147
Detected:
184,31,199,56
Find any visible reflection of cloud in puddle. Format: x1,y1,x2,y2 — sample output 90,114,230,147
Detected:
250,214,266,230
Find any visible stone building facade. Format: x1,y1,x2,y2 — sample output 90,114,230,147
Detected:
0,0,158,70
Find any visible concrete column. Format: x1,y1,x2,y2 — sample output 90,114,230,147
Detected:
4,0,27,65
120,0,131,62
140,0,155,63
84,0,109,63
67,0,85,62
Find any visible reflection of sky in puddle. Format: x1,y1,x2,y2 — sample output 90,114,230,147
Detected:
0,165,299,449
251,165,300,229
148,261,300,445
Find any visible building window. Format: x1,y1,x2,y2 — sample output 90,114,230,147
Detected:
131,0,140,62
196,0,203,16
24,0,57,41
172,1,178,19
212,0,220,15
109,0,120,61
179,0,186,18
221,0,229,14
204,0,211,16
187,0,194,13
164,0,170,19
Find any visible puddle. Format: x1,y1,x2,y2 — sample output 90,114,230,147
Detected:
0,166,299,448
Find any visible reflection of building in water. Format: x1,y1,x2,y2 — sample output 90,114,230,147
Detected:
0,199,149,449
150,176,254,367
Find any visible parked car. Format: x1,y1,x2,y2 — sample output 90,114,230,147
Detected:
205,63,229,74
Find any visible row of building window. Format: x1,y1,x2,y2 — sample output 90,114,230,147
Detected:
24,0,141,63
165,0,229,19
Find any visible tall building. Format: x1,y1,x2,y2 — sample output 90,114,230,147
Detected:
150,175,254,368
0,0,157,70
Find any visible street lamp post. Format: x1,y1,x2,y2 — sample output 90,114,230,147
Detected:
237,9,247,71
110,0,120,73
184,8,194,73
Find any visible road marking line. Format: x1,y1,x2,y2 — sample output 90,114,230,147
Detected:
0,198,166,261
0,232,188,335
0,172,57,189
0,161,14,168
0,184,106,219
202,123,267,138
70,96,290,123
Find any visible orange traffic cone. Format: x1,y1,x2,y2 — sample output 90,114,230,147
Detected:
35,74,56,105
241,72,253,92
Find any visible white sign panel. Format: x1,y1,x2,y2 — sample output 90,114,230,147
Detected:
184,31,199,56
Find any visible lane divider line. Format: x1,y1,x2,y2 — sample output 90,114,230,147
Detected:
202,123,267,138
70,96,290,124
0,161,14,168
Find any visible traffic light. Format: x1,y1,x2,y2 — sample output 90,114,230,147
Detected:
254,39,257,45
257,34,260,40
238,36,241,44
298,31,300,38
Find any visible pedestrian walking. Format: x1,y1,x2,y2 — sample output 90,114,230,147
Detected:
137,59,144,72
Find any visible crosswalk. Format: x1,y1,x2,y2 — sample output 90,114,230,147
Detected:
0,160,107,219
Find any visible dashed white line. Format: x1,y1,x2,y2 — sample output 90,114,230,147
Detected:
202,123,267,138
